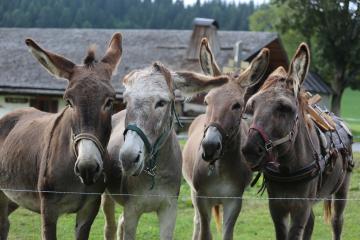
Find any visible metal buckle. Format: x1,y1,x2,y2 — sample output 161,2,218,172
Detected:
144,166,156,177
265,141,273,151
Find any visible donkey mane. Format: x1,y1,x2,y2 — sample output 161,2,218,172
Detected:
83,44,97,66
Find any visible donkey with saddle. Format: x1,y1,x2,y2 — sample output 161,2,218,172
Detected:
242,43,353,240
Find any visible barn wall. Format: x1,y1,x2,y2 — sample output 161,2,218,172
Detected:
0,95,64,117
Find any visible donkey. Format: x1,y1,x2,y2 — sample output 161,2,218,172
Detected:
241,43,352,240
102,62,230,240
0,33,122,239
182,38,270,240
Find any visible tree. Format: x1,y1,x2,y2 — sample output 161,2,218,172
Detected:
275,0,360,115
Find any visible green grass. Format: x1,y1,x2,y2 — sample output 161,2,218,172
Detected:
7,153,360,239
341,88,360,141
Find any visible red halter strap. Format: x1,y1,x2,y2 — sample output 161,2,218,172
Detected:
248,114,299,168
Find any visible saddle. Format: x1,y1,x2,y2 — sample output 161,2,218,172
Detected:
305,93,354,173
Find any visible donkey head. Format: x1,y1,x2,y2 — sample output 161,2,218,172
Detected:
26,33,122,185
199,38,269,162
120,62,229,176
241,43,310,170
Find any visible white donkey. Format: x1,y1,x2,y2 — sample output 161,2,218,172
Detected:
102,62,229,240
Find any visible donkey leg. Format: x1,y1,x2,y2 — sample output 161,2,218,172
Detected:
40,196,59,240
117,214,125,240
102,194,117,240
269,200,289,240
302,209,315,240
122,205,141,240
332,173,350,240
192,208,201,240
7,201,19,216
288,205,312,240
222,199,242,240
195,196,212,240
0,192,11,240
157,198,178,240
75,196,101,240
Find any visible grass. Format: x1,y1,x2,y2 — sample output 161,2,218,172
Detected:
6,89,360,239
341,88,360,141
7,152,360,239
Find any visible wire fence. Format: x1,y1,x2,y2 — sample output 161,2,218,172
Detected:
1,188,360,201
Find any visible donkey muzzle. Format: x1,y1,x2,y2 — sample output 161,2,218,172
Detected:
74,139,103,185
201,126,222,162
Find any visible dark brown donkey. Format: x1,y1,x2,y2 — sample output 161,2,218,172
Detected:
182,38,269,240
242,43,352,240
0,33,122,239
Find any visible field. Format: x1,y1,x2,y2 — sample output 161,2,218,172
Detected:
7,155,360,239
341,89,360,141
6,89,360,239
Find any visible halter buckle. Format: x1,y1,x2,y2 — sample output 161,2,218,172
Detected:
265,141,273,152
144,166,156,177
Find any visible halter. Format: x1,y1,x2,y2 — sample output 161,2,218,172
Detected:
71,131,106,158
123,100,182,189
248,114,299,170
202,116,241,176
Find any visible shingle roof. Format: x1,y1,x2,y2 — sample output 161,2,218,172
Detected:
303,71,333,95
0,28,277,96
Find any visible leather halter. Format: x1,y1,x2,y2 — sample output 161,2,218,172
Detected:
71,131,106,158
123,100,182,189
248,114,298,170
202,120,240,161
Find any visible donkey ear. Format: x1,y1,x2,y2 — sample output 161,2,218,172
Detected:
173,71,228,96
287,43,310,96
25,38,75,80
101,33,123,75
242,48,270,104
199,38,222,76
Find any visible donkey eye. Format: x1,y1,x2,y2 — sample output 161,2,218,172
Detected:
204,100,208,106
232,102,241,110
104,99,114,111
66,99,73,108
155,100,167,108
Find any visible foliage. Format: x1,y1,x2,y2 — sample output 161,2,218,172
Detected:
0,0,256,30
276,0,360,114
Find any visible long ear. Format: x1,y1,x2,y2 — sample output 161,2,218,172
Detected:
199,38,222,76
243,48,270,103
153,62,173,92
101,33,123,74
287,43,310,97
25,39,75,79
173,71,228,96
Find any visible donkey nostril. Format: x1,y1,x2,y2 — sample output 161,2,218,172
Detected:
74,164,80,175
258,146,264,153
134,154,140,163
95,164,100,172
216,142,221,150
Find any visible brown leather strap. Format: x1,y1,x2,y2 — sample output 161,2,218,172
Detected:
71,131,106,158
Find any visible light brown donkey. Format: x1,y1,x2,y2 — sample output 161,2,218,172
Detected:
102,62,230,240
182,38,270,240
0,33,122,239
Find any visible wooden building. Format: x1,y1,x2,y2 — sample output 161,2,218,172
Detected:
0,20,332,118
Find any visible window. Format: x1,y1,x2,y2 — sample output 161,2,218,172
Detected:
30,98,58,113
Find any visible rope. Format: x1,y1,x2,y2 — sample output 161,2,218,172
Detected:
1,188,359,201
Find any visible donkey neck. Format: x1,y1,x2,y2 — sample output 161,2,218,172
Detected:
152,130,178,172
215,127,242,167
277,115,317,172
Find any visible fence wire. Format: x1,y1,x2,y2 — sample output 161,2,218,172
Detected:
1,188,359,201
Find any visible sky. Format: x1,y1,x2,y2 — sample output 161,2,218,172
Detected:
182,0,269,6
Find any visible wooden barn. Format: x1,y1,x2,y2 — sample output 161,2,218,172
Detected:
0,19,332,120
